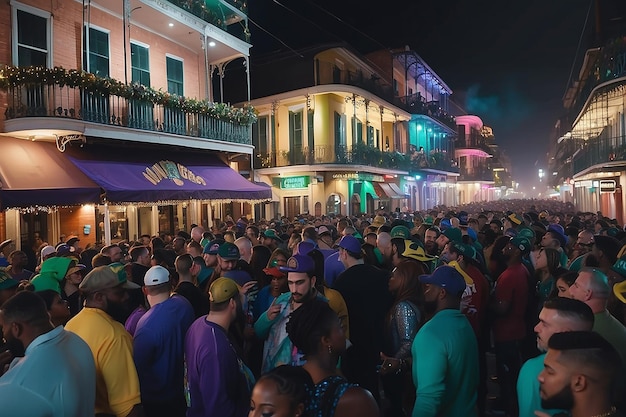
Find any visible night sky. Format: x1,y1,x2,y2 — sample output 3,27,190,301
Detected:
247,0,593,193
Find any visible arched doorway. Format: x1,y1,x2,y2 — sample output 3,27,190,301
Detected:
326,194,342,215
314,202,322,217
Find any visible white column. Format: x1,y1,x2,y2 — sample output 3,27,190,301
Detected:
151,205,159,236
103,203,111,246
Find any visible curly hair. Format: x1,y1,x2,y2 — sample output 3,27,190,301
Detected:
286,298,338,356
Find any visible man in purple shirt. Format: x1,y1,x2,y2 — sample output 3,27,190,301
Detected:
133,266,194,417
184,277,253,417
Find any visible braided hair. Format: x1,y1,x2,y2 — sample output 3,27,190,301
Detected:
286,298,338,356
256,365,313,416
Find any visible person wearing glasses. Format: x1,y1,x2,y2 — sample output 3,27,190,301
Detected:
568,229,595,272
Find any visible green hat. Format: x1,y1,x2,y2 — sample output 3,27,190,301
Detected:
451,242,478,262
443,227,463,244
390,225,411,240
209,277,240,303
263,229,283,243
217,242,240,260
31,275,61,294
510,236,531,254
423,215,434,226
517,226,535,240
79,265,140,294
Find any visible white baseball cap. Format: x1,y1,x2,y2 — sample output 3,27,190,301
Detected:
144,265,170,286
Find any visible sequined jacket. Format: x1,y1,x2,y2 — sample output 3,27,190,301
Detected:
387,300,421,359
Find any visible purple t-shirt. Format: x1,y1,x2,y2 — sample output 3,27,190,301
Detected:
323,251,344,287
184,317,253,417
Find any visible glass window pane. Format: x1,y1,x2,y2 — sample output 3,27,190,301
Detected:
166,57,183,95
131,43,150,85
17,11,46,49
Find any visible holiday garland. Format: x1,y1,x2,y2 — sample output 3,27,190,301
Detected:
0,66,257,125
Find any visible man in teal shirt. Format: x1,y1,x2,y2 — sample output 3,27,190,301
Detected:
411,265,479,417
517,297,594,417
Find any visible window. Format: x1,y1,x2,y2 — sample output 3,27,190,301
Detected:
131,42,150,86
289,110,303,163
166,56,184,96
83,27,110,77
353,117,363,145
13,7,51,66
334,112,346,147
253,116,269,167
367,125,374,147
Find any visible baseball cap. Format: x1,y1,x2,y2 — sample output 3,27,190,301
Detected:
0,239,13,252
217,242,240,260
547,224,568,247
203,239,224,255
296,241,316,256
423,215,434,226
458,211,469,226
390,225,411,240
55,243,75,257
66,236,80,246
419,265,466,295
66,264,86,276
40,245,56,259
504,228,518,238
613,279,626,304
79,265,140,293
450,242,478,262
510,236,532,254
517,226,535,241
337,235,361,254
0,268,19,290
317,225,331,236
144,265,170,286
279,254,315,274
443,227,462,244
209,277,240,303
402,240,436,262
262,266,286,278
440,218,452,230
263,229,283,243
508,213,523,226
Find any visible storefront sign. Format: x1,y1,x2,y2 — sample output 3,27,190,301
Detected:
600,180,616,193
274,176,310,189
332,172,384,182
143,160,207,186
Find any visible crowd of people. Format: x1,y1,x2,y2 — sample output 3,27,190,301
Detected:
0,200,625,417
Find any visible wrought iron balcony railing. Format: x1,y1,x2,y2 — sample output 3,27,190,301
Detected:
253,143,459,173
458,167,494,182
2,75,252,145
166,0,249,42
572,132,626,174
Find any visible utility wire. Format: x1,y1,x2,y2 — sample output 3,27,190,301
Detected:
301,0,388,51
247,16,304,58
563,0,594,98
271,0,343,44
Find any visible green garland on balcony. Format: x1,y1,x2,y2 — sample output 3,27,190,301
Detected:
0,66,257,125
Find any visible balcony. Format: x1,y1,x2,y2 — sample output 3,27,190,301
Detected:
254,143,460,174
572,132,626,174
255,144,410,170
316,61,456,129
164,0,248,41
0,67,254,149
458,167,494,182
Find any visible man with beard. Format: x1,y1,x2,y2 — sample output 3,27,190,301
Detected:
185,278,252,417
424,226,441,257
254,253,324,373
333,235,392,403
65,265,143,417
536,331,624,417
517,298,594,417
490,236,531,417
0,291,96,417
411,265,479,417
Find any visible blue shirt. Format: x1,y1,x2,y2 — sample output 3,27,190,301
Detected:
0,326,96,417
133,295,195,403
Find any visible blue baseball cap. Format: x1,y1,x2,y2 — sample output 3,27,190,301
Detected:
279,254,315,274
419,265,466,295
203,239,224,255
338,235,361,254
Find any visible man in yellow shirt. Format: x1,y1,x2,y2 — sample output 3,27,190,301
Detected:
65,265,143,417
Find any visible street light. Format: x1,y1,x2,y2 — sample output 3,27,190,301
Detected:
538,169,545,182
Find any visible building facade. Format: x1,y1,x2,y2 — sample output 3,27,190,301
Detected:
248,44,464,219
0,0,269,249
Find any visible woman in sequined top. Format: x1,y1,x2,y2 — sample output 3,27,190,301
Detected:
286,298,379,417
379,260,425,417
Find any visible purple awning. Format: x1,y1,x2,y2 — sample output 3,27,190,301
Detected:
67,146,271,203
0,137,101,209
